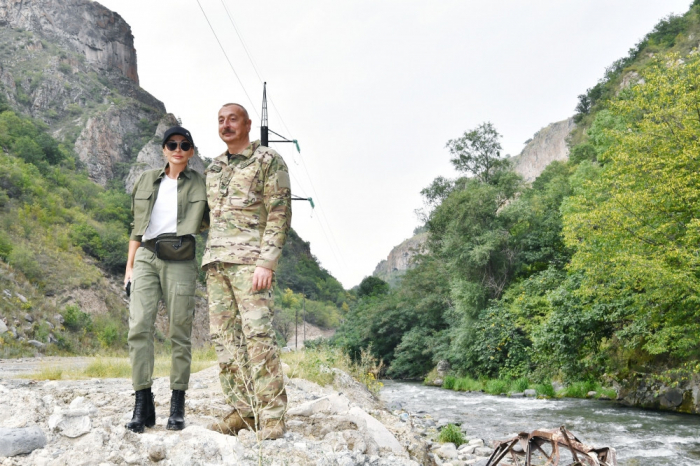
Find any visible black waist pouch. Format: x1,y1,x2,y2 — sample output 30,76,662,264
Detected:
155,235,196,261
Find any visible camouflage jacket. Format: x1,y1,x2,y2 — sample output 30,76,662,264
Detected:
202,140,292,271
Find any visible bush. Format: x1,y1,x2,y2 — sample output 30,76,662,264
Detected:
62,305,92,332
443,375,456,390
438,424,465,447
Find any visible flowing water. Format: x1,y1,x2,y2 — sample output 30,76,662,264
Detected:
380,381,700,465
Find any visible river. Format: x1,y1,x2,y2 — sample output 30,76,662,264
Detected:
380,381,700,465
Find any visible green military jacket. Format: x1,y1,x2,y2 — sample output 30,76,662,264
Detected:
129,164,209,242
202,140,292,271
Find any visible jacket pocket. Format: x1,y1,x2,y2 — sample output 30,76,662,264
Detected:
133,190,153,229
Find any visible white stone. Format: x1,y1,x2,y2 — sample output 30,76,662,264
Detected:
0,320,7,334
468,438,484,447
286,393,350,417
347,406,405,456
437,442,459,459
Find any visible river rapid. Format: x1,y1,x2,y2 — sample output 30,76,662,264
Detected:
380,381,700,466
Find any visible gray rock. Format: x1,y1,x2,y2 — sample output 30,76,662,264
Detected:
16,293,27,303
24,314,33,323
524,389,537,397
586,391,598,398
468,439,484,447
510,392,525,398
0,426,47,457
661,388,684,408
148,444,166,462
2,290,11,298
399,413,410,422
433,378,444,387
46,321,55,330
28,340,46,350
388,401,403,411
474,446,493,457
53,314,65,325
0,320,7,334
437,360,451,378
552,382,565,393
436,418,450,430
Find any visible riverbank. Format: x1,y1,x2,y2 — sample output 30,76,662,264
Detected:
0,358,431,465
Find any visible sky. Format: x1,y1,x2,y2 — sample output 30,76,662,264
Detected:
98,0,692,288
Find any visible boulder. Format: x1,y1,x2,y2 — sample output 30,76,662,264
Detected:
437,360,451,378
437,442,458,459
586,391,597,398
28,340,46,350
0,320,7,335
47,397,96,438
524,389,537,397
0,426,47,457
286,393,350,417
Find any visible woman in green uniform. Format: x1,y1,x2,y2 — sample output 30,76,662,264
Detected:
123,126,209,433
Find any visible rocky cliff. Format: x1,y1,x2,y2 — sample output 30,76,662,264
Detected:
0,0,138,83
509,118,575,183
0,0,169,187
373,232,427,286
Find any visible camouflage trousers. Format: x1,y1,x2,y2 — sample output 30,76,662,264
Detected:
206,263,287,421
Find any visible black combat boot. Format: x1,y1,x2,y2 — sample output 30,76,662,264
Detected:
166,389,186,430
125,388,155,433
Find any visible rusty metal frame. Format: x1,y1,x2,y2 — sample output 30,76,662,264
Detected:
485,426,617,466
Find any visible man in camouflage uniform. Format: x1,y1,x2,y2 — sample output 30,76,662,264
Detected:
203,103,291,440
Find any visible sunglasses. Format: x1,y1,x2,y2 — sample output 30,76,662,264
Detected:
165,141,193,152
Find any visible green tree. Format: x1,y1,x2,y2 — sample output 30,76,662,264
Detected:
563,53,700,360
445,122,510,183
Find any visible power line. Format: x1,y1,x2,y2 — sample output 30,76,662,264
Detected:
195,0,259,120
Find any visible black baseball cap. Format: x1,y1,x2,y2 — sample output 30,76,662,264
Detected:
162,126,195,147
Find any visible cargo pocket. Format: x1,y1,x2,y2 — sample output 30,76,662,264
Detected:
174,282,196,326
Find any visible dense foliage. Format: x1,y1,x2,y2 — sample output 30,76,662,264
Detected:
335,2,700,383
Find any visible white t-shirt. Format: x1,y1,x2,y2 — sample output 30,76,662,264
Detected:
143,176,178,240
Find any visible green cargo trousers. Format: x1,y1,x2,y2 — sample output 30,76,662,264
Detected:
128,247,198,391
207,263,287,421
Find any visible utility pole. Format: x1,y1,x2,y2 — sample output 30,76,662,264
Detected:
259,82,316,209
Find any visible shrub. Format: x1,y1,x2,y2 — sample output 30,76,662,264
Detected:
97,321,120,348
62,304,92,332
443,375,456,390
438,424,465,447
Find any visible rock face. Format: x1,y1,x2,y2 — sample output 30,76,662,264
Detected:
616,372,700,414
0,0,168,187
509,118,575,183
373,232,427,286
0,0,139,83
0,365,430,465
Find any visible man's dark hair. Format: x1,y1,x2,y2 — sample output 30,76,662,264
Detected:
221,103,250,121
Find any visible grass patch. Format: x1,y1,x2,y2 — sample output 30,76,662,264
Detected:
485,379,509,395
438,423,465,446
19,346,218,380
562,381,597,398
535,381,556,397
454,376,482,391
511,376,530,393
281,345,384,395
443,375,456,389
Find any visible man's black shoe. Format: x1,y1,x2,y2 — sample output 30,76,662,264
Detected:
125,388,156,433
166,390,186,430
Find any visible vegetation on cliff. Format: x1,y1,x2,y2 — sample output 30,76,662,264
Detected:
335,1,700,384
